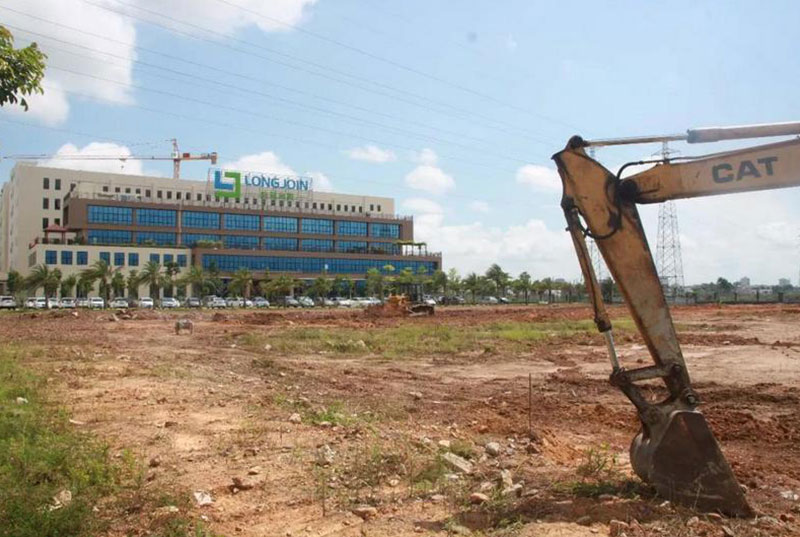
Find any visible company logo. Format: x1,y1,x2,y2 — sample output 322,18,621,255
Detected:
214,169,241,199
212,167,312,199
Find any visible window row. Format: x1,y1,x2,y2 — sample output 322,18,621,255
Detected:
137,208,176,227
88,205,133,225
42,177,62,190
202,254,436,275
43,250,185,267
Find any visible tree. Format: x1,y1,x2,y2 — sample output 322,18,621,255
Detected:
431,269,448,296
463,272,480,304
446,268,461,297
341,276,354,298
6,270,22,295
111,271,125,298
25,265,61,301
365,268,383,297
309,276,333,299
180,266,211,298
60,274,77,299
0,27,47,111
81,260,116,301
161,261,180,298
485,264,510,296
127,270,140,299
514,271,533,304
716,277,734,293
77,273,93,298
332,275,346,297
229,268,254,299
138,260,163,299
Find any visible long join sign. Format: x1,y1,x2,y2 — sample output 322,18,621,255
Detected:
211,167,313,199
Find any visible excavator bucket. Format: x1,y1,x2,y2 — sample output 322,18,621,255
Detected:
630,410,752,517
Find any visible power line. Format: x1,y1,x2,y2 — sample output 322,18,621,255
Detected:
211,0,580,132
75,0,556,142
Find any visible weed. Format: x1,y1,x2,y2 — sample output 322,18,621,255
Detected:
447,439,476,460
575,444,620,482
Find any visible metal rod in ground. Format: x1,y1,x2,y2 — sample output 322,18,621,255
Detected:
528,373,533,440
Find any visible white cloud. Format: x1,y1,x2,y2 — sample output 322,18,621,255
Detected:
3,79,69,126
224,151,297,176
515,164,561,192
40,142,145,175
405,150,455,195
412,148,438,165
345,145,396,163
402,198,443,215
470,200,490,213
306,171,333,192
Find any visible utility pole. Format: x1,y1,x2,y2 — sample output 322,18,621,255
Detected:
655,141,685,296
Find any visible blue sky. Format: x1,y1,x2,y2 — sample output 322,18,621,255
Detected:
2,0,799,283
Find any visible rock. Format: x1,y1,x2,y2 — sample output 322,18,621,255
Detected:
164,420,178,428
49,489,72,511
498,469,513,489
15,397,28,405
71,311,79,318
149,456,162,468
156,505,180,514
609,520,629,537
316,444,335,466
479,481,494,492
686,516,700,527
354,339,367,349
430,494,446,503
721,526,735,537
68,419,86,426
484,441,501,457
780,490,799,501
232,475,264,491
248,466,262,475
501,484,523,497
193,490,213,506
577,515,592,526
757,516,780,527
408,391,423,400
388,478,399,487
442,452,473,474
352,506,377,520
706,513,723,522
438,439,451,449
598,494,616,502
288,413,302,424
469,492,490,505
264,344,272,351
449,524,472,535
780,513,795,523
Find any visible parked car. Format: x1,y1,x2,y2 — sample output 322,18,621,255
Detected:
0,296,17,309
334,297,352,308
34,297,47,309
225,297,243,308
320,297,336,307
89,297,105,309
110,297,129,309
184,297,201,308
59,297,76,308
210,297,227,308
24,297,37,308
482,296,499,304
423,296,437,307
252,297,270,308
161,297,180,308
498,297,511,304
138,297,154,309
280,296,301,308
297,296,314,308
76,297,89,308
243,299,253,308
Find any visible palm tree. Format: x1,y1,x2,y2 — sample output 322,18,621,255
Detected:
463,272,480,304
161,261,180,298
111,271,125,298
60,274,77,299
229,268,253,299
310,276,333,299
515,272,533,304
179,265,209,298
485,264,510,297
6,270,23,296
77,273,94,298
81,260,115,301
25,264,62,302
365,268,383,297
127,270,140,299
138,260,162,299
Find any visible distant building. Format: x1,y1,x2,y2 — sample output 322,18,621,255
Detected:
778,278,792,287
736,276,751,289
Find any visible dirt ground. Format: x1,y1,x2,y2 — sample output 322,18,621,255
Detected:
3,303,800,536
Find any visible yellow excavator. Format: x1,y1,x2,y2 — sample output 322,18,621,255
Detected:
553,121,800,516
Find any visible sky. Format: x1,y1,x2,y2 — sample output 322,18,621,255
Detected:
1,0,799,285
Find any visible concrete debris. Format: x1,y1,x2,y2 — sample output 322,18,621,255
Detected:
501,484,523,497
437,439,451,449
49,489,72,511
442,452,473,474
484,441,501,457
316,444,335,466
288,413,302,424
248,466,262,475
15,397,28,405
498,469,513,489
193,490,213,506
780,490,799,501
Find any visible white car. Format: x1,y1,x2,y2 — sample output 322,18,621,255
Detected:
76,297,89,308
34,297,48,309
59,297,76,308
89,297,105,309
252,297,270,308
298,296,314,308
138,297,154,309
24,297,37,308
109,297,129,309
160,297,180,308
0,296,17,309
211,297,227,308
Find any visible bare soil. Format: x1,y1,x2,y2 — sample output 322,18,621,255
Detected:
3,303,799,536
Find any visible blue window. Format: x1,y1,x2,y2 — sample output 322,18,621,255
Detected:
136,232,176,246
100,252,110,264
149,253,160,263
263,237,297,251
137,208,176,227
336,241,367,253
128,253,139,266
45,250,57,264
182,211,219,229
88,205,133,225
201,254,437,275
183,233,221,247
223,213,259,231
370,223,400,238
61,250,73,265
163,254,174,264
177,254,187,267
223,235,259,249
369,242,400,255
77,251,88,265
300,239,334,252
263,216,298,233
88,229,132,245
337,221,367,236
301,218,333,235
114,252,125,266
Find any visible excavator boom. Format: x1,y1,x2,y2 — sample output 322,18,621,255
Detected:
552,122,800,516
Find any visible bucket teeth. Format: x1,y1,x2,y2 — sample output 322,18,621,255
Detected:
631,410,752,517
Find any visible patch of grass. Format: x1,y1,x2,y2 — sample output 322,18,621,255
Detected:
0,348,118,537
411,453,450,492
447,439,476,460
306,401,352,426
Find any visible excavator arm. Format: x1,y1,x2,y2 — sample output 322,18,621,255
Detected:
552,122,800,516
